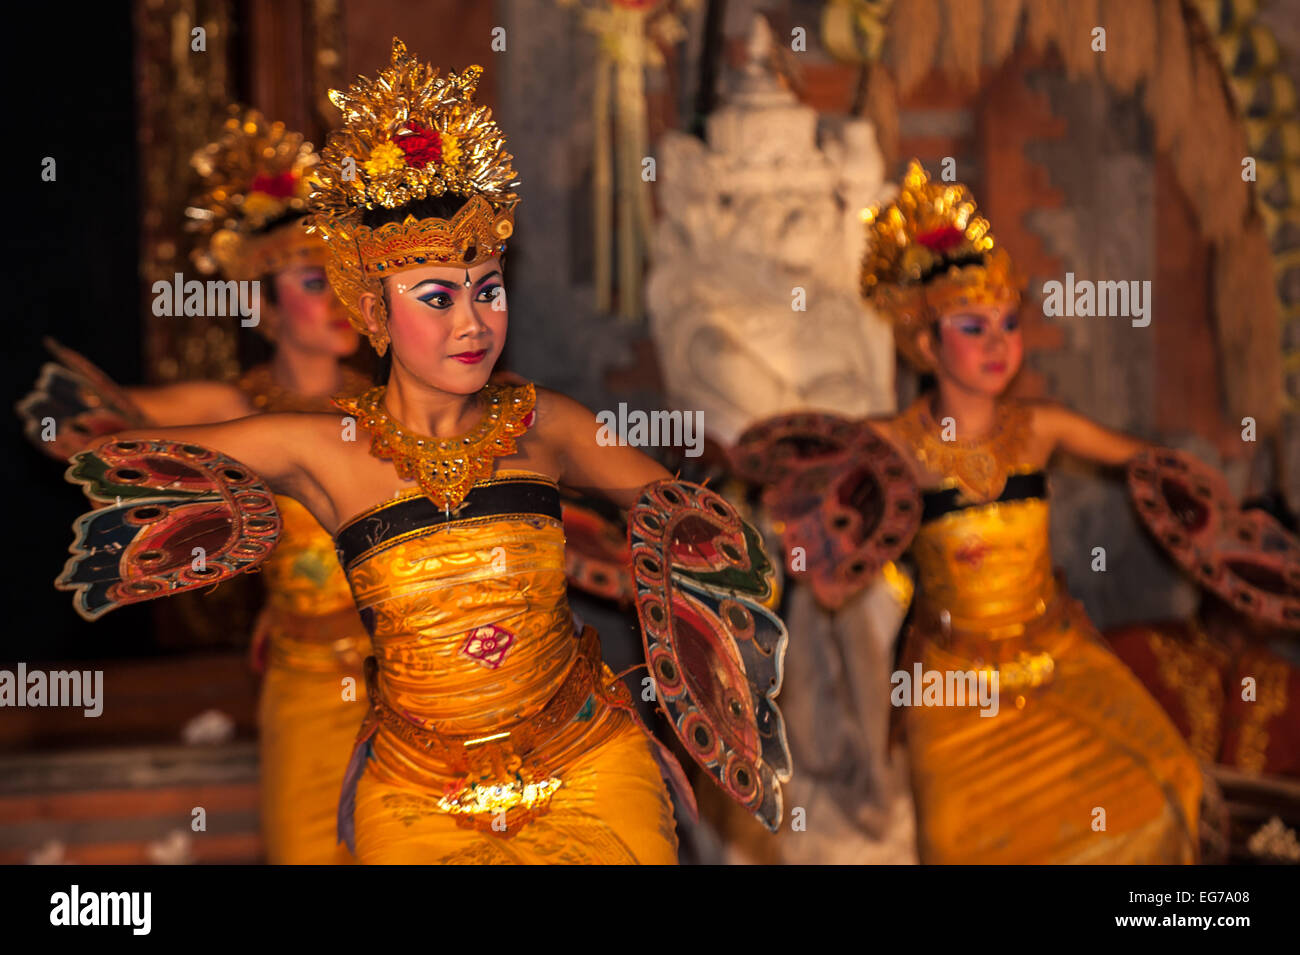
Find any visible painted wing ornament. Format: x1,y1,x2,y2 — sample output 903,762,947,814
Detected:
731,412,921,611
1129,448,1300,629
559,487,635,604
16,338,148,459
629,479,791,831
56,440,281,621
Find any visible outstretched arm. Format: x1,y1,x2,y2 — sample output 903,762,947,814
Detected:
541,389,672,509
1033,402,1151,467
126,381,254,426
94,413,315,504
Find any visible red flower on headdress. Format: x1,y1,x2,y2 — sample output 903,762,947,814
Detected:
395,121,443,170
250,171,298,198
916,225,965,253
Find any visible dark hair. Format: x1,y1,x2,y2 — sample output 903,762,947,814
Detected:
361,193,472,229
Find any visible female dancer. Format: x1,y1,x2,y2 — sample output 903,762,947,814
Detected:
55,40,789,864
851,161,1201,862
22,109,371,864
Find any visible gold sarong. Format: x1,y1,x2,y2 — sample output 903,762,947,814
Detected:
903,495,1202,863
337,471,678,864
258,495,370,864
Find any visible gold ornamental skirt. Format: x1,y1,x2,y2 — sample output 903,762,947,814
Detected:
903,596,1203,864
352,713,679,864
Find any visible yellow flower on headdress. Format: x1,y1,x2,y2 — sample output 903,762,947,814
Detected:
364,142,407,178
440,133,462,167
309,37,519,219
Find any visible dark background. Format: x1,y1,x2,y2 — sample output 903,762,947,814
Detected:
5,5,156,660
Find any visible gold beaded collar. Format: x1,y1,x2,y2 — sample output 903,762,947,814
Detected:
333,381,536,514
893,396,1035,503
238,363,371,414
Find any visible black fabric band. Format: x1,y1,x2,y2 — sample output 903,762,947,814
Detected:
921,471,1047,523
335,478,563,569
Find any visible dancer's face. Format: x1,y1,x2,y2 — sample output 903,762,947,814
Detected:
375,258,507,395
270,265,359,356
925,301,1023,396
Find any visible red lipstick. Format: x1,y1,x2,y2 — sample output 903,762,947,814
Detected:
451,349,488,365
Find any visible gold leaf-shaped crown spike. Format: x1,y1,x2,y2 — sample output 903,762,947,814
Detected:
307,38,520,352
186,106,326,280
860,159,1021,370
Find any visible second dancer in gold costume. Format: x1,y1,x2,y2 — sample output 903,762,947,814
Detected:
20,109,373,864
187,110,374,865
861,162,1203,863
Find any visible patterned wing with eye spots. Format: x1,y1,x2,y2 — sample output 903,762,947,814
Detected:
1129,448,1300,629
56,440,281,621
16,338,148,460
628,479,790,832
732,413,921,611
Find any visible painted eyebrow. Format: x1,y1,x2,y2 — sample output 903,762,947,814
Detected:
409,278,459,293
407,271,504,293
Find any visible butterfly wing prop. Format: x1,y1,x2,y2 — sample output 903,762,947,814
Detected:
56,440,281,621
629,479,791,831
1129,448,1300,629
733,412,921,611
559,487,634,604
16,338,148,459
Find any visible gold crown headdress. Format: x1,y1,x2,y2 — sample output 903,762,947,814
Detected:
860,160,1020,370
186,106,326,281
307,38,519,355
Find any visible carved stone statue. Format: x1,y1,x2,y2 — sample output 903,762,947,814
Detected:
646,13,915,864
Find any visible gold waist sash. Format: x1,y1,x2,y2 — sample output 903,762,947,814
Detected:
355,625,637,830
266,605,370,673
361,625,623,770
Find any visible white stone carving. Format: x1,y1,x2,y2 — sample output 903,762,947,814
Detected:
647,14,898,446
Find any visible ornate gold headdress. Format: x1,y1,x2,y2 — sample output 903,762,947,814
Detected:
860,160,1020,370
186,106,326,281
307,38,520,355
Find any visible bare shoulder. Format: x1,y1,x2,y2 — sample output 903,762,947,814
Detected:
531,385,593,423
1018,397,1075,438
529,385,601,445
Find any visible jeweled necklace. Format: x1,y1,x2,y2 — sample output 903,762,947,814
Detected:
239,363,371,414
895,396,1034,503
333,381,536,515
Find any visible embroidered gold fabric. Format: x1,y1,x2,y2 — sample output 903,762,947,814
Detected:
1234,654,1289,775
1145,624,1227,763
333,381,536,513
893,397,1036,503
898,437,1202,862
912,497,1058,639
340,478,677,861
